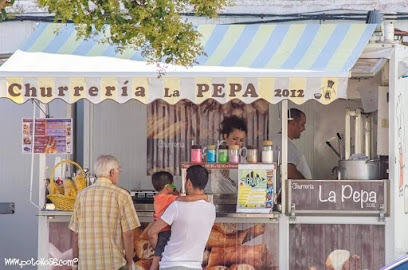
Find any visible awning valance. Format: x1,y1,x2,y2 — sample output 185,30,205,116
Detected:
0,23,377,105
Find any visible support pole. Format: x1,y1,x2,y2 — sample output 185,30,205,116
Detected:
345,108,351,159
355,108,362,154
281,100,288,214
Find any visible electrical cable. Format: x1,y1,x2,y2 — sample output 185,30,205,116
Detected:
29,100,40,210
32,99,50,118
6,10,408,24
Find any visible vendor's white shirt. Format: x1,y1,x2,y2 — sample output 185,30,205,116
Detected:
160,200,216,269
271,133,312,179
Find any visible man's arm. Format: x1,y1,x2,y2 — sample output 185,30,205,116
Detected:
122,229,134,269
287,163,305,179
147,218,169,249
176,194,208,202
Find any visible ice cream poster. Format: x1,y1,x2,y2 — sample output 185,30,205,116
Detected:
237,164,276,213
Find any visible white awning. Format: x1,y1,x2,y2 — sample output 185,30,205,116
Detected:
0,23,377,105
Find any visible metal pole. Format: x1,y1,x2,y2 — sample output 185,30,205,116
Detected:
37,101,48,268
364,114,371,158
281,100,288,214
345,108,351,159
279,99,289,270
355,108,362,154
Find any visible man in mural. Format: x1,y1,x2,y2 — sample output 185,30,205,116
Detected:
271,108,312,180
69,155,140,270
148,165,216,270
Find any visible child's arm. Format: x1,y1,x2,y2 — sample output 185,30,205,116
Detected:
176,194,209,202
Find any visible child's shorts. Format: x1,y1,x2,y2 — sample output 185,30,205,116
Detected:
154,230,171,256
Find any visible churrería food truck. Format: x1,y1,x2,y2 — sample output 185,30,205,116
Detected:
1,21,408,269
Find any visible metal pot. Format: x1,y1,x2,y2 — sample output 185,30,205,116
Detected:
338,159,381,180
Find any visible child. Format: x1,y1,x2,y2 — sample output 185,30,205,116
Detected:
150,171,208,270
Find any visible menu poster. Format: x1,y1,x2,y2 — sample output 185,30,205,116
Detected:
22,118,73,154
237,163,276,213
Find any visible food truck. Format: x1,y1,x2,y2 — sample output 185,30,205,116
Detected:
1,21,408,269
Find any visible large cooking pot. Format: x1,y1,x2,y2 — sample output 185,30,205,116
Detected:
338,159,381,180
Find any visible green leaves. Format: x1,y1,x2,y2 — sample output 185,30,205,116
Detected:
37,0,229,66
0,0,14,22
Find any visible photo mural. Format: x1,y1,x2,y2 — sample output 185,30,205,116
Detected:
147,99,269,175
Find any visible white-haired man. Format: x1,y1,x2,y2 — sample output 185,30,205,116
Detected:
69,155,140,270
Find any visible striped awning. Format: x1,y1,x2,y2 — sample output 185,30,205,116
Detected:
0,23,376,105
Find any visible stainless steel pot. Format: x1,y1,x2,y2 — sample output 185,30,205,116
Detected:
338,159,381,180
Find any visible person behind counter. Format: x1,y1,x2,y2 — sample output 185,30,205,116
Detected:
148,165,216,270
271,108,312,179
149,171,209,270
69,155,140,270
220,115,248,148
206,115,248,193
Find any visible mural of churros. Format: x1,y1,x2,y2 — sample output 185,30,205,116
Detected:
147,99,269,175
133,222,278,270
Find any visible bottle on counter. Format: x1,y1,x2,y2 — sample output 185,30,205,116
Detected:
262,140,273,163
246,145,258,163
228,145,240,163
218,145,228,163
191,144,203,163
206,145,217,163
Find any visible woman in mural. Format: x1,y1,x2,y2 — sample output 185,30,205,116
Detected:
206,115,248,193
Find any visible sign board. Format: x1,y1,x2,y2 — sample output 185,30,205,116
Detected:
288,179,389,215
237,163,276,214
22,118,73,154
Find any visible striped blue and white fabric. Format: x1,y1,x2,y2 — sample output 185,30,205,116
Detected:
0,23,377,105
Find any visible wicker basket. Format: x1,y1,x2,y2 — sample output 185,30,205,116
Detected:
47,160,85,211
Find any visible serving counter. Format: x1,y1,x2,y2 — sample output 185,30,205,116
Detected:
37,209,279,221
38,202,280,270
38,177,390,270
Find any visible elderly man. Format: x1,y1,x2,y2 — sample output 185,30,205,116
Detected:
69,155,140,270
271,108,312,179
148,165,216,270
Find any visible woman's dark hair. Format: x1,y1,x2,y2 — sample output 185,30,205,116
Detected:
220,116,247,137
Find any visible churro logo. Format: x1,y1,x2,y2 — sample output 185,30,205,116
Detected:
158,140,185,148
292,183,315,190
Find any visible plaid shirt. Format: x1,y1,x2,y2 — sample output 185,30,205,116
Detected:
69,178,140,270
